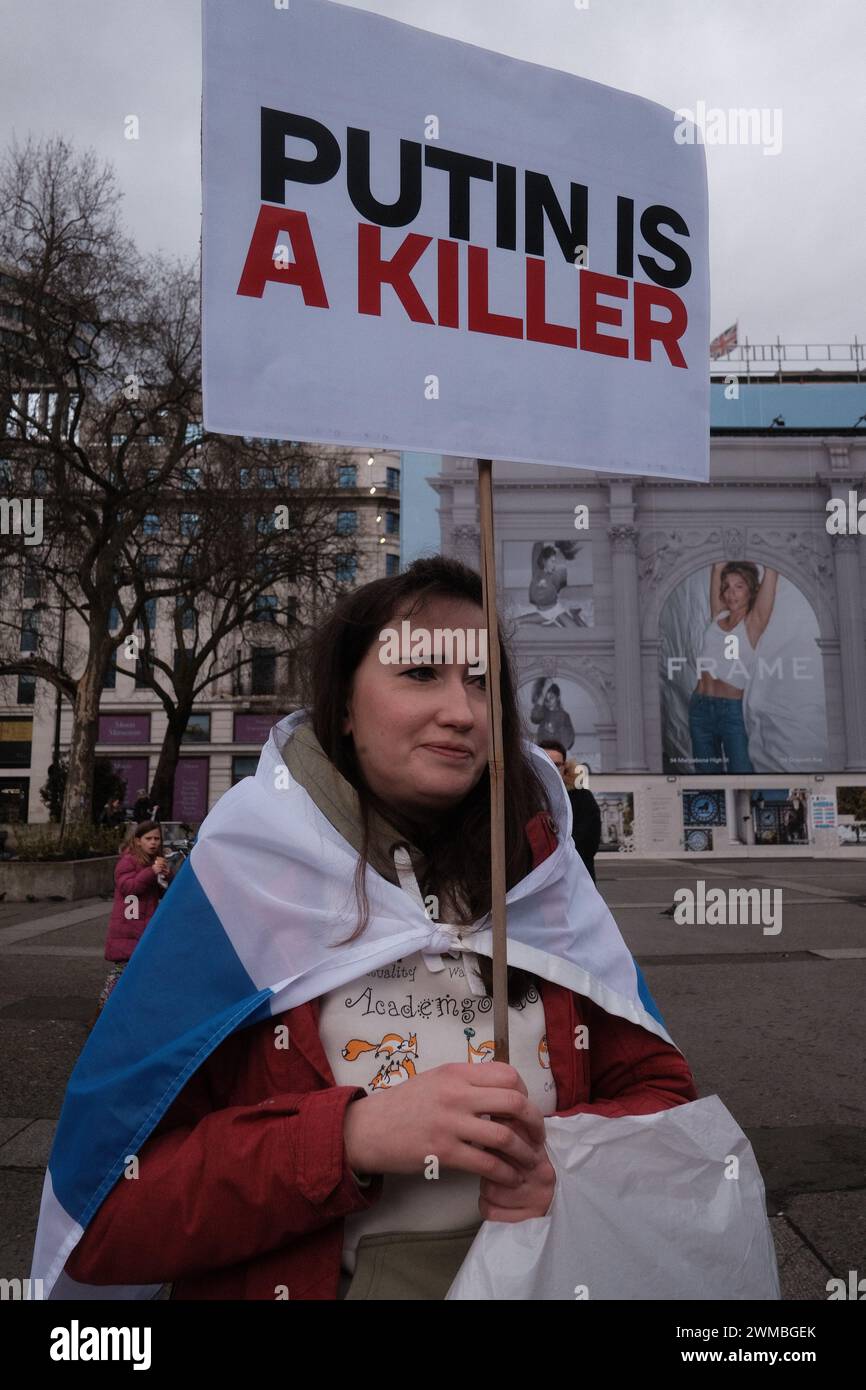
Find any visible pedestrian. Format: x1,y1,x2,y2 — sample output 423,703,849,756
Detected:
93,821,168,1018
98,796,127,829
538,740,602,882
62,556,696,1300
132,789,152,822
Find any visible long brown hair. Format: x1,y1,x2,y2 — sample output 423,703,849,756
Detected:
296,555,551,1003
122,820,163,867
720,561,760,611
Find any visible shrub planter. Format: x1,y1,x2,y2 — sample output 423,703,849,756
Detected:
0,856,116,902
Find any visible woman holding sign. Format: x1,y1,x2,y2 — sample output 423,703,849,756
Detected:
54,557,696,1301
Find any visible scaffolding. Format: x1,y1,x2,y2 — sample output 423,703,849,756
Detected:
710,337,866,382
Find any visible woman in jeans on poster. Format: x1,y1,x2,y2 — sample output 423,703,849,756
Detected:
689,560,778,774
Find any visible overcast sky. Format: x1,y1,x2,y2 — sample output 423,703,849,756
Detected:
2,0,864,348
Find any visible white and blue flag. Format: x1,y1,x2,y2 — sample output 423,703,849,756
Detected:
31,711,778,1300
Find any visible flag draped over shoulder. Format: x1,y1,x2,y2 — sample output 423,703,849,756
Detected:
30,710,776,1301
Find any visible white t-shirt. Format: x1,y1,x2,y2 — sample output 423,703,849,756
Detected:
318,946,557,1275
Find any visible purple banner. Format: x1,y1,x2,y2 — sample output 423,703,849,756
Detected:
110,757,150,803
172,757,210,823
98,713,151,745
233,713,287,744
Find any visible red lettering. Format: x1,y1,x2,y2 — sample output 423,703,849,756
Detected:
467,245,523,340
634,283,688,366
437,239,459,329
579,271,628,358
525,257,577,348
236,206,328,306
358,224,434,323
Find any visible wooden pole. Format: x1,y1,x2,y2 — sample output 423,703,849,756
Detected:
476,458,509,1063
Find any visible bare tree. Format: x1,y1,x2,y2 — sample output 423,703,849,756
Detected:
0,135,359,828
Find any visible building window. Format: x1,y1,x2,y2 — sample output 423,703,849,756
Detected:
385,511,399,535
185,422,203,445
253,594,278,623
31,466,48,491
182,712,211,743
176,599,195,631
385,553,400,576
0,778,29,822
142,513,160,537
108,605,121,630
258,467,278,488
20,610,38,652
251,646,276,695
336,510,358,534
180,512,199,537
286,595,299,624
386,467,400,492
338,464,357,488
336,554,358,583
17,673,36,704
0,717,33,768
287,464,300,488
22,561,40,600
231,755,259,785
25,391,42,439
143,598,157,630
181,467,202,489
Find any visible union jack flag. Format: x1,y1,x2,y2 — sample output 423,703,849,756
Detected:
710,322,738,358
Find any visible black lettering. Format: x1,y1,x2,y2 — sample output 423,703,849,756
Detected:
638,204,692,288
347,128,423,226
425,146,494,240
260,108,341,202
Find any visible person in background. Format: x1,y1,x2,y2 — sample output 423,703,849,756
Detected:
132,789,152,822
94,821,168,1019
98,796,127,829
538,740,601,883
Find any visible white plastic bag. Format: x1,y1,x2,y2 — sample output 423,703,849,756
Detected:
446,1095,780,1300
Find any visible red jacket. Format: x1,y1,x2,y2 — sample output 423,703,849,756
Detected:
104,853,164,963
68,813,697,1298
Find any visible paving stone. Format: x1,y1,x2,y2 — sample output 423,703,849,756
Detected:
0,1118,56,1169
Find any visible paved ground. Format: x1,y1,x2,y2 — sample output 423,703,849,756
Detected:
1,856,863,1299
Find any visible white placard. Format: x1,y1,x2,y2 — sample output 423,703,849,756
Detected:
202,0,709,479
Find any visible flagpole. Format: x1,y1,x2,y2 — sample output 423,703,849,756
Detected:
476,458,509,1063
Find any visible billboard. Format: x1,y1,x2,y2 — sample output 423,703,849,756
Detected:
660,560,828,775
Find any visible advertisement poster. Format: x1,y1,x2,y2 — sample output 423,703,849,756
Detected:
660,560,828,775
520,675,601,771
503,539,594,628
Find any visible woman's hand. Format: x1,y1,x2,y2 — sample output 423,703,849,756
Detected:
478,1115,556,1222
343,1061,544,1188
152,856,169,877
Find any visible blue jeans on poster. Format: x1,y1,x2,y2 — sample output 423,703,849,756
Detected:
688,692,754,774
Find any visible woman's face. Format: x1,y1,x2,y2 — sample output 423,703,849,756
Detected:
137,830,162,857
543,689,558,710
342,596,489,819
722,573,751,611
